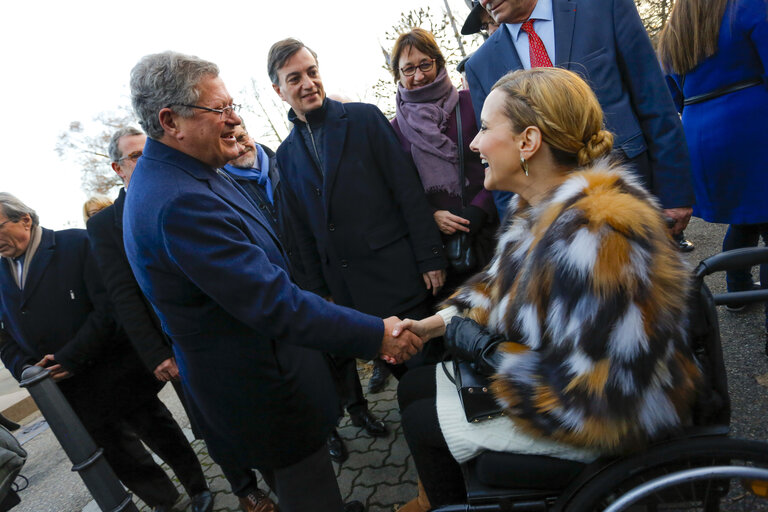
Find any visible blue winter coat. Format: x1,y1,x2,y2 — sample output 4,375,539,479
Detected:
667,0,768,224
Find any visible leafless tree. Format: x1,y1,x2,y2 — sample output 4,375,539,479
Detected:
55,106,137,197
635,0,675,44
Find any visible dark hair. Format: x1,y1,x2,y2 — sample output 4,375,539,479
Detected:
657,0,729,75
267,38,318,85
390,28,446,83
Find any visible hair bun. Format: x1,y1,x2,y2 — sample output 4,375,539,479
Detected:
577,129,614,166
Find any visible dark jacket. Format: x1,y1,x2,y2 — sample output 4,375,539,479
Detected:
276,99,447,317
0,228,159,429
123,138,383,470
465,0,694,214
87,189,172,372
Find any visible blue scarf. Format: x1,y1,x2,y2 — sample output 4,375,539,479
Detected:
223,144,274,204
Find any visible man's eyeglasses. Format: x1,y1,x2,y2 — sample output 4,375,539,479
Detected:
118,151,143,163
400,59,436,77
168,103,242,119
480,22,498,31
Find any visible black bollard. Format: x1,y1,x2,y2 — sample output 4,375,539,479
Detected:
20,366,138,512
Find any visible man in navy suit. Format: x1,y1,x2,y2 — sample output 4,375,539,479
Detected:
123,51,421,512
465,0,695,243
267,38,448,458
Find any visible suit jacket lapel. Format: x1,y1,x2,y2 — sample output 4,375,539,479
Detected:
321,101,347,218
21,228,55,306
113,188,126,232
497,27,523,75
553,0,577,68
208,170,286,256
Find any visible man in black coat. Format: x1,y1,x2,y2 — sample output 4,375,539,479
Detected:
0,192,211,512
87,127,275,512
269,38,448,458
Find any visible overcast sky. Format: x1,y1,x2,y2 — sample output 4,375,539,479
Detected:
0,0,478,229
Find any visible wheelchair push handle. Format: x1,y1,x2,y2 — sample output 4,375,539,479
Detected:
694,247,768,278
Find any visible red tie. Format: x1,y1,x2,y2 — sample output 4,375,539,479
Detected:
521,20,552,68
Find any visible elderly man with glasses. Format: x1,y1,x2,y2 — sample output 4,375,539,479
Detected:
0,193,210,512
122,51,423,512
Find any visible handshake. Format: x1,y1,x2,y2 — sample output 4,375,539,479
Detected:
378,315,445,365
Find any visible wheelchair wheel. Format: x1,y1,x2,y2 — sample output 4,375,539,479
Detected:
556,436,768,511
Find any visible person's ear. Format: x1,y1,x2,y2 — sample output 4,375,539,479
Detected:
520,126,542,157
111,162,127,181
158,108,181,139
272,82,287,103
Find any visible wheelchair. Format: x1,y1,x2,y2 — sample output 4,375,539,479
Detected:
432,247,768,512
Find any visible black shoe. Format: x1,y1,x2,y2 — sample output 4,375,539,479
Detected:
367,360,390,394
344,500,365,512
0,413,20,432
725,282,762,312
190,490,213,512
350,410,388,437
327,428,348,463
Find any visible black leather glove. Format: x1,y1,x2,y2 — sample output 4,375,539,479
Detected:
445,317,506,375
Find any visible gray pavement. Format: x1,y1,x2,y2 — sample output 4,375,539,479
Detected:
7,216,768,511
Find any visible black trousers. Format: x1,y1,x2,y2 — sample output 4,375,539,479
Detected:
398,365,466,506
260,443,344,512
89,396,208,508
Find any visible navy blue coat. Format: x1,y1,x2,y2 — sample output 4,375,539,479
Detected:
123,138,383,470
276,99,447,317
0,228,159,429
465,0,694,214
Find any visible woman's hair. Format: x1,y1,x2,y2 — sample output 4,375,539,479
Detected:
657,0,729,75
83,195,114,222
491,67,614,167
390,28,446,83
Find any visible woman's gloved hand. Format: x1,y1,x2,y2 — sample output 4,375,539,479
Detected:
445,316,505,375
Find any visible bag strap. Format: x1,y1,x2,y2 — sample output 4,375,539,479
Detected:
455,103,467,208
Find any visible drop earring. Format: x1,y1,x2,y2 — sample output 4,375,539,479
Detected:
520,156,529,176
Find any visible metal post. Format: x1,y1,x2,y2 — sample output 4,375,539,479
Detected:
20,365,138,512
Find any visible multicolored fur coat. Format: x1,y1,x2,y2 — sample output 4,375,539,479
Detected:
447,159,701,453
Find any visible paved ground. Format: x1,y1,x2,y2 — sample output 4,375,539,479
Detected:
8,217,768,511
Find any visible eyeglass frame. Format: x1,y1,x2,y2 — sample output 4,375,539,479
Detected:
118,151,143,163
166,103,242,119
480,21,499,31
400,59,436,77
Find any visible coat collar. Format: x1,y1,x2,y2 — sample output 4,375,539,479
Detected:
112,188,126,230
286,98,348,217
18,227,55,305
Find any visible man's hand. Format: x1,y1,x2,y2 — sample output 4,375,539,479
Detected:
380,316,424,364
35,354,72,382
434,210,470,235
423,270,446,296
663,207,692,235
153,357,179,382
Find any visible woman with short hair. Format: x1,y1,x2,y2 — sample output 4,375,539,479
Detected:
390,28,497,298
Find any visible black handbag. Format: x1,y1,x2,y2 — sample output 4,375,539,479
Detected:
445,103,478,274
443,317,506,423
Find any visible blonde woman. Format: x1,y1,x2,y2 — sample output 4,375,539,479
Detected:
82,195,113,223
394,68,701,510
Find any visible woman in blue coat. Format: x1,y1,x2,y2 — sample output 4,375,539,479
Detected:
659,0,768,324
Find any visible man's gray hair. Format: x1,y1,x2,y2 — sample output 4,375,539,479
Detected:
267,38,318,85
108,126,144,162
130,51,219,139
0,193,39,227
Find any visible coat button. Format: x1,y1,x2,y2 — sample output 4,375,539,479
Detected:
315,188,322,197
341,260,349,268
328,223,335,231
432,246,439,254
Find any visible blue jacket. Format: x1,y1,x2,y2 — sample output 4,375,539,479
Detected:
465,0,694,215
276,99,446,317
123,138,383,470
666,0,768,224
